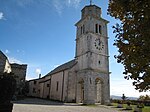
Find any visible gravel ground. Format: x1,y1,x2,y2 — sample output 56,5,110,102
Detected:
12,98,130,112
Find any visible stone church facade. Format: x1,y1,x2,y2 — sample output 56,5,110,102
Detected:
28,4,110,104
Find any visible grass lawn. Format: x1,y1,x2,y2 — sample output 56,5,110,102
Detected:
143,106,150,112
111,103,150,112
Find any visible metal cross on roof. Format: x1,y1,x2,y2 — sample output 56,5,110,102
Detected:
90,0,92,5
90,0,93,5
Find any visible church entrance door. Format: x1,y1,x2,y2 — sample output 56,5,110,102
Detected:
95,78,102,103
81,82,84,102
79,79,84,103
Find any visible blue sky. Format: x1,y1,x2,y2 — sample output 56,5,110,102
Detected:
0,0,149,97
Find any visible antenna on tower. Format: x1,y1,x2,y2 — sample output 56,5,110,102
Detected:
90,0,92,5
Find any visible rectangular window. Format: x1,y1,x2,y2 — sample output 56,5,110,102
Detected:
33,88,36,93
95,24,98,33
56,81,59,91
83,25,85,34
81,26,82,35
47,84,50,87
89,10,92,15
99,25,101,34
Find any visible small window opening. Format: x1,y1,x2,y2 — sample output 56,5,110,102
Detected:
98,61,101,65
56,81,59,91
81,26,83,34
90,78,92,84
33,88,36,93
99,25,101,34
47,84,50,87
83,25,85,34
95,24,98,33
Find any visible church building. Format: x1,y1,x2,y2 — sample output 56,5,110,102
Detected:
28,4,110,104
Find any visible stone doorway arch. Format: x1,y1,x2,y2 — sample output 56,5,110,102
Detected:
95,78,103,103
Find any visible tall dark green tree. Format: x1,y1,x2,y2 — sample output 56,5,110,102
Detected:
108,0,150,91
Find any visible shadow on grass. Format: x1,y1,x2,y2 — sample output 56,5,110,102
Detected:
111,106,123,108
119,108,133,111
110,105,132,111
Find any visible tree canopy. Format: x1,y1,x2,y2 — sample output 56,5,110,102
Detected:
139,94,150,101
108,0,150,91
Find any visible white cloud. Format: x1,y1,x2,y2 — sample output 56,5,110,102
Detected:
110,79,150,97
5,49,10,54
65,0,81,8
0,12,4,20
26,75,35,81
52,0,81,15
12,0,34,7
10,0,81,15
8,57,22,64
17,50,20,53
53,64,60,68
16,50,25,55
53,0,63,15
35,68,41,74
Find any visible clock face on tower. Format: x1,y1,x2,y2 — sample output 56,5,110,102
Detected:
94,38,104,51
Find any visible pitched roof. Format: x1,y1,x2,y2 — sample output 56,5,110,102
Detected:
47,59,77,76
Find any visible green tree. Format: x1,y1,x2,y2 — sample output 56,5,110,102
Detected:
139,95,145,101
121,94,127,101
139,95,150,101
108,0,150,91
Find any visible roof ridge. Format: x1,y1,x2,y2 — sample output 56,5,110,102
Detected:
47,59,77,76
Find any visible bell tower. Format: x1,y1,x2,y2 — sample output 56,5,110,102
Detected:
75,4,110,104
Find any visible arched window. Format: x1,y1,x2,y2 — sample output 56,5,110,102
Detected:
99,25,101,34
95,24,98,33
81,26,83,35
83,25,85,34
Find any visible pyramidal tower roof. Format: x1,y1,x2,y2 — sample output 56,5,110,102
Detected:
81,1,102,19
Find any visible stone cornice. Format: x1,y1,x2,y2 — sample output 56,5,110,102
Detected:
76,68,109,74
75,50,109,58
75,16,109,27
